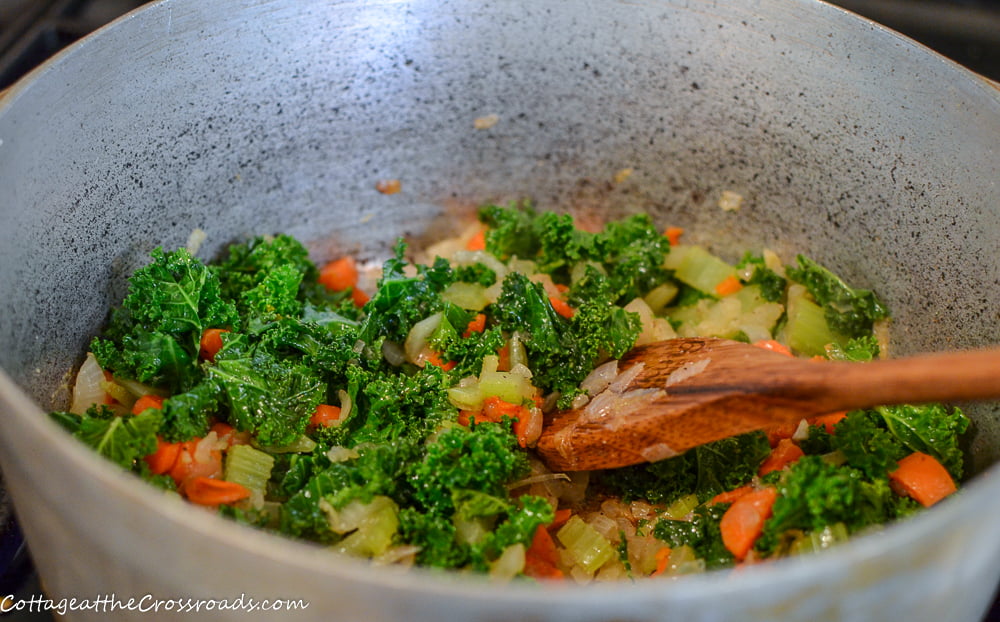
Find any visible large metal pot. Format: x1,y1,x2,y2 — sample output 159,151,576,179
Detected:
1,1,998,620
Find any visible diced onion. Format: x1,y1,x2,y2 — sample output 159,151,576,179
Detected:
489,543,526,581
580,360,618,397
326,446,360,463
404,312,443,366
381,341,407,367
70,352,106,415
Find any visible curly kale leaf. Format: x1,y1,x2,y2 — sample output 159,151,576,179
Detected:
825,335,881,362
491,270,640,401
829,409,907,479
214,234,316,301
736,252,787,303
597,431,771,505
157,377,220,442
876,404,969,479
756,456,909,556
357,243,455,349
480,203,669,301
653,504,733,569
785,255,889,338
51,405,161,469
92,247,238,392
208,333,325,447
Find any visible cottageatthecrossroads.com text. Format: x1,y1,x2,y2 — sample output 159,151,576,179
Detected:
1,593,309,616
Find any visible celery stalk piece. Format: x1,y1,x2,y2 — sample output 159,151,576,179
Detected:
783,284,846,356
224,444,275,495
335,496,400,558
557,516,616,575
670,246,738,295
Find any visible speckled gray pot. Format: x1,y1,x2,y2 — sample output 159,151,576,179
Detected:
1,1,999,620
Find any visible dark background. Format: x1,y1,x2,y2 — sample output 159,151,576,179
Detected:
1,0,999,619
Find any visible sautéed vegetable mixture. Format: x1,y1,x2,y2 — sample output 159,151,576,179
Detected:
53,202,968,581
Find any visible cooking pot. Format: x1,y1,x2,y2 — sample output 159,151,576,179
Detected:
1,0,998,620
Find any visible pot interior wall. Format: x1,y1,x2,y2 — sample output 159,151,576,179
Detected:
0,0,998,475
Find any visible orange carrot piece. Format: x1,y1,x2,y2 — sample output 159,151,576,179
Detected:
758,438,805,477
319,256,359,292
524,525,565,580
809,411,848,434
549,296,575,319
512,405,543,448
199,328,230,362
465,228,487,251
375,179,402,195
714,275,743,297
650,546,672,577
169,438,223,490
496,343,511,371
131,394,165,415
350,287,370,308
765,422,799,447
889,452,957,507
549,508,573,530
708,485,754,506
144,437,182,475
720,487,778,561
463,313,487,338
310,403,343,428
184,477,251,507
753,339,793,357
425,351,456,372
664,226,685,246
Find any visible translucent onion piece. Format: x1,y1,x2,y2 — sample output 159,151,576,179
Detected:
580,360,618,397
489,543,526,581
70,352,106,415
404,312,443,366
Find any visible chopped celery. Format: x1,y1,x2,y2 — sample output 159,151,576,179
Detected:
663,493,699,520
789,522,849,555
557,516,616,575
253,435,317,454
224,444,275,495
489,543,526,580
442,281,491,311
643,282,679,314
667,544,706,575
447,382,484,411
334,496,400,558
783,284,846,356
668,246,738,295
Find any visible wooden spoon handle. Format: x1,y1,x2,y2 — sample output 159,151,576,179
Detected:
785,347,1000,413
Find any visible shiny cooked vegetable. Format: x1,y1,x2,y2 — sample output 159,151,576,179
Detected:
51,201,968,581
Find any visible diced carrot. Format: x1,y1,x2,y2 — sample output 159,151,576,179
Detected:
664,226,685,246
708,485,754,506
375,179,401,195
310,403,343,428
753,339,793,357
465,228,487,251
199,328,230,362
144,437,182,475
549,508,573,530
765,421,799,447
457,410,474,427
758,438,805,477
482,396,524,422
714,275,743,297
131,394,165,415
319,256,359,292
650,546,672,577
463,313,487,338
425,351,456,372
168,438,223,491
184,476,251,507
497,343,511,372
889,452,957,507
210,421,250,447
549,296,575,319
524,525,564,580
101,370,118,405
809,411,848,434
513,405,543,448
350,287,370,308
719,487,778,561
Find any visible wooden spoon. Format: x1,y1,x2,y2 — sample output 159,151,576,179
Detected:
535,337,1000,471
